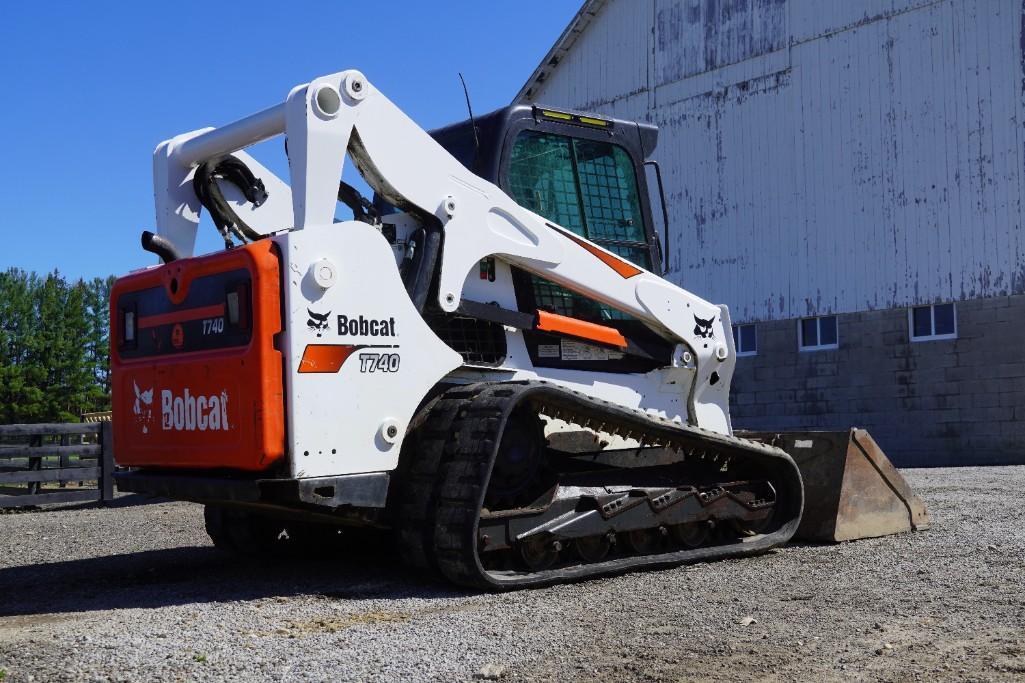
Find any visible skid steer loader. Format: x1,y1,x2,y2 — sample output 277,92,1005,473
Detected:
112,70,927,589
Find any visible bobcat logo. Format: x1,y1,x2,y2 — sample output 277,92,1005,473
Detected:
693,314,715,339
133,381,153,415
133,381,154,434
307,309,331,337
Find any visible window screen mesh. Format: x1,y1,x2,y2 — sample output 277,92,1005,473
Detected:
507,130,650,322
507,133,585,235
574,139,646,244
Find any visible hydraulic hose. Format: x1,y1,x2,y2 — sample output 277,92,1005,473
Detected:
192,155,269,247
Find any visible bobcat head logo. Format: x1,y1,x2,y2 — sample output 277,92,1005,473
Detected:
307,309,331,337
693,314,715,339
133,381,154,434
133,381,153,416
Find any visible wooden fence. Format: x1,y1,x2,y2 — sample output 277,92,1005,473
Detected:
0,423,114,508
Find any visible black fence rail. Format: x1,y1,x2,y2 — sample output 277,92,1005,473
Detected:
0,423,114,508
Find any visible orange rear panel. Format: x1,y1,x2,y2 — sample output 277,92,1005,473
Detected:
110,241,285,471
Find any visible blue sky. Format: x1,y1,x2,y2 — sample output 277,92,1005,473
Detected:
0,1,579,281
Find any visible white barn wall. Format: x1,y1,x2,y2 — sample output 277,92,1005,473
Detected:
789,0,942,44
526,0,1025,322
532,0,655,114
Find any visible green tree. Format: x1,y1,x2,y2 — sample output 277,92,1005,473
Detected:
0,268,115,423
82,276,114,412
0,269,45,422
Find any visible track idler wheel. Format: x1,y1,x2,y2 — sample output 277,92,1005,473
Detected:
670,521,711,548
574,534,612,563
625,527,667,555
518,538,561,571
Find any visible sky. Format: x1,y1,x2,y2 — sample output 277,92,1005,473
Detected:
0,1,580,281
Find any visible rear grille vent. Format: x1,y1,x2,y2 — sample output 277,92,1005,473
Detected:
428,315,507,366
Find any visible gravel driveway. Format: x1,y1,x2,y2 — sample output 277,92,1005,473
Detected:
0,466,1022,682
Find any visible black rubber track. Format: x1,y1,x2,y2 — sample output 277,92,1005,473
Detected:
398,380,804,590
394,385,484,574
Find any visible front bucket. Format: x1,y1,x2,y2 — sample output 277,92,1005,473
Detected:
742,429,930,543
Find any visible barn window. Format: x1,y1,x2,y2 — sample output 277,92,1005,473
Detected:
799,316,838,351
909,303,957,341
732,323,757,356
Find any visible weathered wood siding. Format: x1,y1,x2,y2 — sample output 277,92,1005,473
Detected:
527,0,1025,321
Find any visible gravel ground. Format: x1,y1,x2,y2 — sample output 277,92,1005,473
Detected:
0,466,1023,682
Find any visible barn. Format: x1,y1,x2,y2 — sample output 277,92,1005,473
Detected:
516,0,1025,466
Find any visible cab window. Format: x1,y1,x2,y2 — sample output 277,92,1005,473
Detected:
506,130,651,321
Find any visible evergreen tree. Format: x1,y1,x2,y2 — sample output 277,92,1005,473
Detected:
0,268,115,422
83,276,115,412
0,270,45,422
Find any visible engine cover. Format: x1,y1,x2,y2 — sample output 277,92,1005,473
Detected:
110,241,285,471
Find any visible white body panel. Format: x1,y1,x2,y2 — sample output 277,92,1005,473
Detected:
276,221,462,477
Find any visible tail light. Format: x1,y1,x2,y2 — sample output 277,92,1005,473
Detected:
120,305,137,349
227,282,251,330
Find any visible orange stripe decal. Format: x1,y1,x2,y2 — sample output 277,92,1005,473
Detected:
138,303,226,329
536,310,628,348
548,224,644,279
298,344,364,373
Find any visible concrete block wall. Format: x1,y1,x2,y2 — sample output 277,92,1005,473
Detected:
729,294,1025,466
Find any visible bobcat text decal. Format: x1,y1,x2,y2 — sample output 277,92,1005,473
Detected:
337,314,396,337
161,389,230,431
358,352,400,373
298,344,399,374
